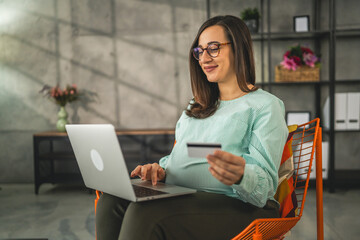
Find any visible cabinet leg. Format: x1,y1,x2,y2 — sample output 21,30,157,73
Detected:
35,183,40,195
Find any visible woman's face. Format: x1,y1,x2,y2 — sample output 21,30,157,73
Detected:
197,25,236,84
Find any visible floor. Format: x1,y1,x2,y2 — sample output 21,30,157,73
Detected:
0,184,359,240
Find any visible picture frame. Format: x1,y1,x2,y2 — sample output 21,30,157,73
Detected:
286,111,311,126
293,15,310,32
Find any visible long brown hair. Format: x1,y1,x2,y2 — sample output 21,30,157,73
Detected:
186,15,258,119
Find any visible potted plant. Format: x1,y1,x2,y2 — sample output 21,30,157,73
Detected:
240,7,260,33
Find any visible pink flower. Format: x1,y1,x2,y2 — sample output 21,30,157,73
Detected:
303,53,318,68
281,56,298,71
56,87,62,95
40,83,83,107
280,45,319,70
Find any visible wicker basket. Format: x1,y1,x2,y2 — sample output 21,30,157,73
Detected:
275,65,320,82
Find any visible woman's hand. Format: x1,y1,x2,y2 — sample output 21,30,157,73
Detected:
207,150,246,186
130,163,166,185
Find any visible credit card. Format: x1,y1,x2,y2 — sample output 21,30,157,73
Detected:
187,142,222,158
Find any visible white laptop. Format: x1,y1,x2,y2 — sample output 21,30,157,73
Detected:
65,124,196,202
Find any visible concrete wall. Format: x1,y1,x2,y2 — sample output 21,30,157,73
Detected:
0,0,205,182
1,0,359,183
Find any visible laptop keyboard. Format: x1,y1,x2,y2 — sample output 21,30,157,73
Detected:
132,185,167,197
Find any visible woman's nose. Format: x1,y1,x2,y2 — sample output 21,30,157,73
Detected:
199,50,212,63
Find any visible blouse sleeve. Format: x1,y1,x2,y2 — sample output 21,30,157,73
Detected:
231,100,288,207
159,155,170,169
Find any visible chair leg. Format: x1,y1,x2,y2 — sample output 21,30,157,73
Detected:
315,127,324,240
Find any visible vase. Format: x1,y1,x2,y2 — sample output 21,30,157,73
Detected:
244,19,259,33
56,106,68,132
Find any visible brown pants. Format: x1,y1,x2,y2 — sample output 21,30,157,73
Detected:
96,191,279,240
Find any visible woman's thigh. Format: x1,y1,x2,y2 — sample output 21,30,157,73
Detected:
96,193,131,240
119,192,279,240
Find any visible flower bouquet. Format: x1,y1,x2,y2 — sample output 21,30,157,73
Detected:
275,44,320,82
40,84,81,132
40,84,80,106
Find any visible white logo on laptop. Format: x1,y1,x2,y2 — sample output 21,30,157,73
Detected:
90,149,104,171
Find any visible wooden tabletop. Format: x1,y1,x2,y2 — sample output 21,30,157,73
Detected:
34,129,175,137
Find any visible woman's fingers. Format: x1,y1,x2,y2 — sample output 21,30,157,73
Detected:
130,165,142,178
207,155,233,175
141,165,149,180
151,165,158,185
131,163,166,185
208,155,244,176
151,164,166,185
158,167,166,180
212,150,244,165
208,166,234,185
132,164,152,180
208,162,240,185
207,151,245,185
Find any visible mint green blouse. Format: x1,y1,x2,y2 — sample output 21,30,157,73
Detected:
159,89,288,208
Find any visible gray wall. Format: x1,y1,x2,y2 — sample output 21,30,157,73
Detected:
0,0,205,183
1,0,359,183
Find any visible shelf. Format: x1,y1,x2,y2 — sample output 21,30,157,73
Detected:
335,28,360,38
333,79,360,84
334,170,360,188
256,79,360,86
308,170,360,189
323,129,360,134
251,30,330,41
250,0,360,193
256,81,326,86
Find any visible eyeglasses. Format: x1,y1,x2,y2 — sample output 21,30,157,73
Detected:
192,42,232,61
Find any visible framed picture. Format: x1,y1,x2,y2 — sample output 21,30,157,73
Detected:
293,15,310,32
286,111,311,126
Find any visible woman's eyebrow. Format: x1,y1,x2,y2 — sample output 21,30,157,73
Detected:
197,41,220,48
207,41,220,45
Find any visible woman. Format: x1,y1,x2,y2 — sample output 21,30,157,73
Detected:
96,15,288,240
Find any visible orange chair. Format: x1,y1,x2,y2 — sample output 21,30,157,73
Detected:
232,118,323,240
95,119,324,240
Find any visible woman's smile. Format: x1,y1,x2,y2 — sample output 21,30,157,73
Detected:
203,65,218,73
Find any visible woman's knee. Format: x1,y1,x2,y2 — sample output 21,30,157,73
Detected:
98,193,122,208
96,193,130,221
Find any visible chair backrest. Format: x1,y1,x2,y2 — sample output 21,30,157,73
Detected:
292,118,320,217
232,118,323,240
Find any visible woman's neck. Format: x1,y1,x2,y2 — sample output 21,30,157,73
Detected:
218,80,254,101
218,80,244,101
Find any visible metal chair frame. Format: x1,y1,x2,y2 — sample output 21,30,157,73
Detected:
232,118,324,240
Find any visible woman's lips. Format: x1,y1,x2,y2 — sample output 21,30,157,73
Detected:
204,65,218,73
